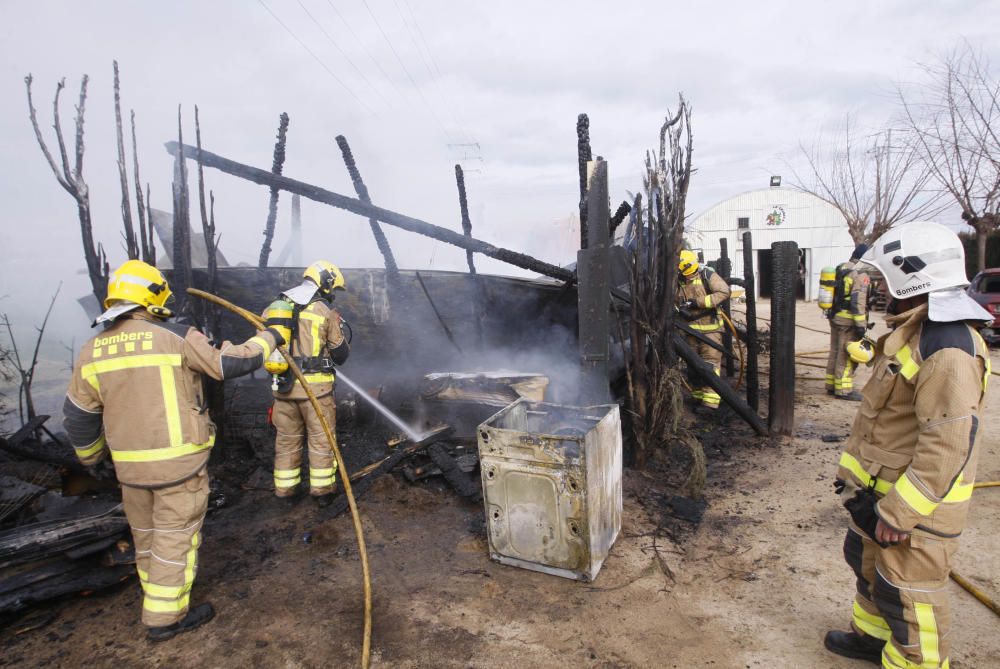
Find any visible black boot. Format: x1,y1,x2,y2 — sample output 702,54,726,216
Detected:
836,391,863,401
823,630,884,664
313,493,333,508
147,603,215,642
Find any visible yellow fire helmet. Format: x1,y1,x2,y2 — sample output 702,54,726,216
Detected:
102,259,174,320
303,260,346,297
846,337,875,365
678,249,700,277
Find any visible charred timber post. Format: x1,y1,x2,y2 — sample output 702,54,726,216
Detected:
258,112,289,268
718,238,734,377
768,241,797,435
335,135,400,285
577,114,592,250
577,158,611,404
742,232,760,412
454,165,476,275
165,142,575,282
454,164,485,347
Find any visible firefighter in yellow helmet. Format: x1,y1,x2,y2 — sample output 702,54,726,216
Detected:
825,222,992,668
676,249,731,410
824,244,872,400
263,260,350,507
63,259,285,641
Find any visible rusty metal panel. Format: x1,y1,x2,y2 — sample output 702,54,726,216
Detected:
477,400,622,582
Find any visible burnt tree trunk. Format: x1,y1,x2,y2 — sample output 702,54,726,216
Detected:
258,112,289,268
171,108,193,319
577,113,592,250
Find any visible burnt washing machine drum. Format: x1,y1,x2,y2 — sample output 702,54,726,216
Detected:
477,399,622,581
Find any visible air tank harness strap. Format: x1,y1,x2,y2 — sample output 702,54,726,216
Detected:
297,356,335,374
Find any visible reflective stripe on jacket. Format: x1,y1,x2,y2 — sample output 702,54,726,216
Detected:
274,299,349,400
677,267,730,332
836,303,990,538
63,311,275,488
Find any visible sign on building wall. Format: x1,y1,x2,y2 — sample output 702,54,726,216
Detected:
765,205,786,226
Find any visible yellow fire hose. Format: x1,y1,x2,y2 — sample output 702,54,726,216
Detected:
949,482,1000,617
188,288,373,668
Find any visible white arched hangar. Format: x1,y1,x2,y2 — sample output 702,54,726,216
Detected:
686,183,854,301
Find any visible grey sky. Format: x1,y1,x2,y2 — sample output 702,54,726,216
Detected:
1,0,997,343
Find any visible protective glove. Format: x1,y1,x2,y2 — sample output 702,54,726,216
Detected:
681,299,698,311
853,326,866,341
833,478,846,495
264,326,287,348
678,307,696,322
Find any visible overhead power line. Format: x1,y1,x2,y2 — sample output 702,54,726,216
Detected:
359,0,455,142
293,0,391,108
256,0,377,117
392,0,476,144
324,0,406,100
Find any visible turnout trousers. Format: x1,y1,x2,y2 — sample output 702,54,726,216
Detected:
271,394,338,497
826,321,858,396
121,469,209,627
843,521,958,668
685,331,723,409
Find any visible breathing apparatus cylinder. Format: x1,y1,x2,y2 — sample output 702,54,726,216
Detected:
263,297,295,391
265,349,289,391
818,266,837,310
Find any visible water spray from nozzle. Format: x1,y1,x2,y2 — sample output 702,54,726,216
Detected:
336,371,425,443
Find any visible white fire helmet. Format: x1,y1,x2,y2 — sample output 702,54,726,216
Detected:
860,222,969,299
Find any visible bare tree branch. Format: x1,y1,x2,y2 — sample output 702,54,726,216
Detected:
899,42,1000,270
113,61,138,259
131,110,151,263
25,72,105,304
790,115,943,244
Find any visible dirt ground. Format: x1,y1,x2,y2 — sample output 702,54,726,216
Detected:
3,301,1000,669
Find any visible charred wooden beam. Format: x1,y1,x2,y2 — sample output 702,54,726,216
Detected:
165,141,575,282
258,112,289,268
673,334,768,436
0,416,85,472
0,511,128,569
335,135,400,283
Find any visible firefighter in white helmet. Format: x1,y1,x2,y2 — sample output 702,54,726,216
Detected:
263,260,350,507
63,260,286,641
676,249,731,410
825,244,872,400
824,222,992,668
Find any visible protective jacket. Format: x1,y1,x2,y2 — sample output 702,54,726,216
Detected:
836,303,990,537
831,261,870,328
64,311,278,488
273,298,349,400
677,267,731,332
